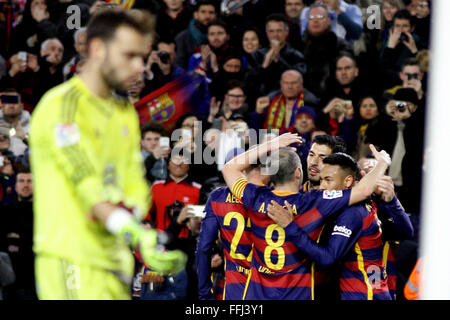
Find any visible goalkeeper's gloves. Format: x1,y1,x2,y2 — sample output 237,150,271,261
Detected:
106,208,187,275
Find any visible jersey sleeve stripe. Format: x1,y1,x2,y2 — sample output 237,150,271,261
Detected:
64,145,96,184
354,243,374,300
231,178,248,202
62,86,80,123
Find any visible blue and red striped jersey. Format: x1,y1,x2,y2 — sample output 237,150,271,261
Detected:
232,178,352,300
339,202,391,300
196,187,253,300
286,200,391,300
377,195,414,300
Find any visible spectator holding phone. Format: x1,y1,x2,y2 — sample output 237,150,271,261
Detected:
140,121,171,184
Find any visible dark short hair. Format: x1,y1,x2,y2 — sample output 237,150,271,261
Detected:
16,167,31,175
312,135,347,154
208,19,228,34
194,0,217,12
336,52,358,68
141,120,165,138
86,9,154,49
266,13,289,29
323,152,358,178
309,3,329,15
393,9,413,24
401,57,420,70
226,79,246,93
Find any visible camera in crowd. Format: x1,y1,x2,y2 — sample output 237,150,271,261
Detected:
395,101,407,113
166,200,186,224
157,51,171,64
399,32,409,42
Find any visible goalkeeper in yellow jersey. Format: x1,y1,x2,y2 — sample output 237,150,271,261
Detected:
29,9,186,300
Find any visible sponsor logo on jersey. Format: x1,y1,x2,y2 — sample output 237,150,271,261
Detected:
331,225,352,238
54,123,80,147
323,190,343,199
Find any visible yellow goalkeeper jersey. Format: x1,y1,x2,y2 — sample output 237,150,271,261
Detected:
30,76,150,279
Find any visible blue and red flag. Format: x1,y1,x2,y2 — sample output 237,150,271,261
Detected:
134,71,210,132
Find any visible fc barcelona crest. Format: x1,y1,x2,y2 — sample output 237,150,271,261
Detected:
146,92,175,123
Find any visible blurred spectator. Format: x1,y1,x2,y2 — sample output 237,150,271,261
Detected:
156,0,193,43
283,0,304,51
10,0,58,55
0,129,11,154
34,38,64,102
352,95,382,161
248,13,307,96
366,88,424,215
208,51,248,101
2,168,36,300
300,0,363,44
321,53,367,109
188,19,232,80
141,120,171,184
148,154,201,238
380,9,421,77
251,69,319,132
285,0,306,22
241,27,262,57
292,105,317,169
411,0,431,49
63,27,88,81
175,0,217,69
0,150,17,206
302,3,353,97
384,57,425,102
380,0,405,46
0,89,29,157
220,0,255,50
127,74,146,105
208,80,249,123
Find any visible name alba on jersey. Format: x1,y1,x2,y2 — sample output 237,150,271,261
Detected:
331,225,352,238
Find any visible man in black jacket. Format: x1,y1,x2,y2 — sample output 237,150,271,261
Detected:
366,88,424,216
1,168,36,300
301,3,353,97
248,13,307,96
174,0,217,69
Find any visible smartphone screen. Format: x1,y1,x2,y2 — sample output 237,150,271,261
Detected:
188,205,206,218
159,136,170,147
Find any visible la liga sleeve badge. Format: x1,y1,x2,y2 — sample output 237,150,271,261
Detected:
54,123,80,147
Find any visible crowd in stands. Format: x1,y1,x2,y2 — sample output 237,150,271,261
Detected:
0,0,430,300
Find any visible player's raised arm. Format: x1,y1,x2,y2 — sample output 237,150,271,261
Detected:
222,133,303,191
349,145,391,205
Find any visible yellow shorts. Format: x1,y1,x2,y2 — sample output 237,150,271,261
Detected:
35,255,131,300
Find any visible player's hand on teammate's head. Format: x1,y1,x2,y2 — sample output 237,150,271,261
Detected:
369,144,391,167
269,133,303,151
